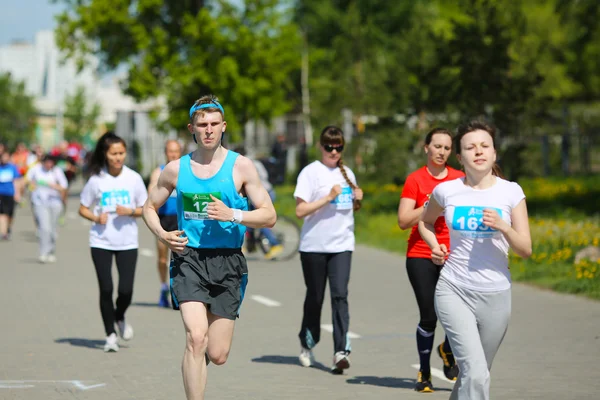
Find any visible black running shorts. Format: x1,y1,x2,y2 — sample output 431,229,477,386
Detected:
170,247,248,320
0,195,15,217
159,214,178,232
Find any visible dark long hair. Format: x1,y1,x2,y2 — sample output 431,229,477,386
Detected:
89,132,127,176
455,119,504,178
425,127,453,145
320,125,361,212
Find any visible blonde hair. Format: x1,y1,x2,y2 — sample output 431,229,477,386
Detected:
190,94,224,123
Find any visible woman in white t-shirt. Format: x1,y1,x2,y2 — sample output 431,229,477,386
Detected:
79,132,148,353
26,154,68,263
293,125,363,374
418,120,532,400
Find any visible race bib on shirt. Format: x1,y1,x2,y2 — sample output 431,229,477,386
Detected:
0,169,14,183
451,206,503,239
101,189,131,212
182,192,221,220
330,185,353,210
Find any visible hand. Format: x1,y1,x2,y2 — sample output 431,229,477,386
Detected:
160,230,189,254
116,204,134,216
482,208,509,233
353,187,363,201
14,194,21,203
327,184,342,201
96,213,109,225
431,243,448,265
207,194,233,221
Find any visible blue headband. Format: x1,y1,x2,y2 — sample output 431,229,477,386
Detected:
189,102,225,118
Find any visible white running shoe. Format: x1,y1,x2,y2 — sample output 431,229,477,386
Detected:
331,351,351,374
299,347,314,367
104,333,119,353
47,254,57,263
38,255,49,264
117,319,134,341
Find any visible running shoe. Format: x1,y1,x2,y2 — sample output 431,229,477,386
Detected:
104,333,119,353
158,288,170,308
437,342,459,380
331,351,350,375
116,319,134,341
415,370,434,393
299,347,314,367
265,244,284,260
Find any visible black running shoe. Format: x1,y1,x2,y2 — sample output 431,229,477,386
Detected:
437,342,459,381
415,370,434,393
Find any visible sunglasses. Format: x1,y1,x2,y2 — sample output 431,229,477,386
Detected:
323,144,344,153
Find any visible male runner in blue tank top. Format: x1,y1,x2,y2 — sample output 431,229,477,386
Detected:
147,139,182,307
142,95,277,400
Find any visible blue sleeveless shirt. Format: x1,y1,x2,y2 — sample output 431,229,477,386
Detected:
176,151,248,249
158,165,178,216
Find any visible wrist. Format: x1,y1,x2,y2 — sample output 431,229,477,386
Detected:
130,208,136,216
231,208,243,224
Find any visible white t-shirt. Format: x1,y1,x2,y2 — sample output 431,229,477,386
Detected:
80,166,148,251
26,164,68,206
294,161,357,253
432,177,526,292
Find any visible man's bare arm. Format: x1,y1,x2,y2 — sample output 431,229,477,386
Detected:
180,156,277,229
142,160,188,252
147,167,161,192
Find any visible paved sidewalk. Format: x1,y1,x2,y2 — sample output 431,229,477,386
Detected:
1,191,599,399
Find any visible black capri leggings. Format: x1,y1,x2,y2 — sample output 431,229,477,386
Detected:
91,248,138,336
406,257,442,333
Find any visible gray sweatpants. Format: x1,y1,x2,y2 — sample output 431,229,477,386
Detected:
435,276,511,400
34,202,63,257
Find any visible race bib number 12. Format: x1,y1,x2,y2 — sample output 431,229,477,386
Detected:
182,192,221,220
452,206,503,239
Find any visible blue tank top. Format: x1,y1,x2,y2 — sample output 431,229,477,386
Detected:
176,151,248,249
158,165,178,216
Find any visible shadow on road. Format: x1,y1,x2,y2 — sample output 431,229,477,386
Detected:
347,376,452,392
251,355,330,373
131,301,171,309
54,337,129,351
18,231,38,243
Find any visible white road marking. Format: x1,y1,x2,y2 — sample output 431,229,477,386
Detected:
139,248,155,257
411,364,456,383
0,383,34,388
250,295,281,307
320,324,362,339
0,380,106,390
71,380,107,390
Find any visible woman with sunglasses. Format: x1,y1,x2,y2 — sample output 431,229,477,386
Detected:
293,125,363,374
398,128,464,392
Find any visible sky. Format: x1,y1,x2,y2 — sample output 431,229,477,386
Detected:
0,0,65,46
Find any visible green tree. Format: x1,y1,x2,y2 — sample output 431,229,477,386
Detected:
53,0,301,140
63,86,101,143
0,73,36,148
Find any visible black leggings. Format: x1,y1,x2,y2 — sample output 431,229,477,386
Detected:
406,257,442,333
91,248,138,336
299,251,352,354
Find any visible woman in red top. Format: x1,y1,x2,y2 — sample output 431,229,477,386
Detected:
398,127,464,393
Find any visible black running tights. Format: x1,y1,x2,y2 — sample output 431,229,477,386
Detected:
90,248,138,336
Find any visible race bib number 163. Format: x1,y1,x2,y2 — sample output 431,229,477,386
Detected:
451,206,503,239
182,192,221,220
